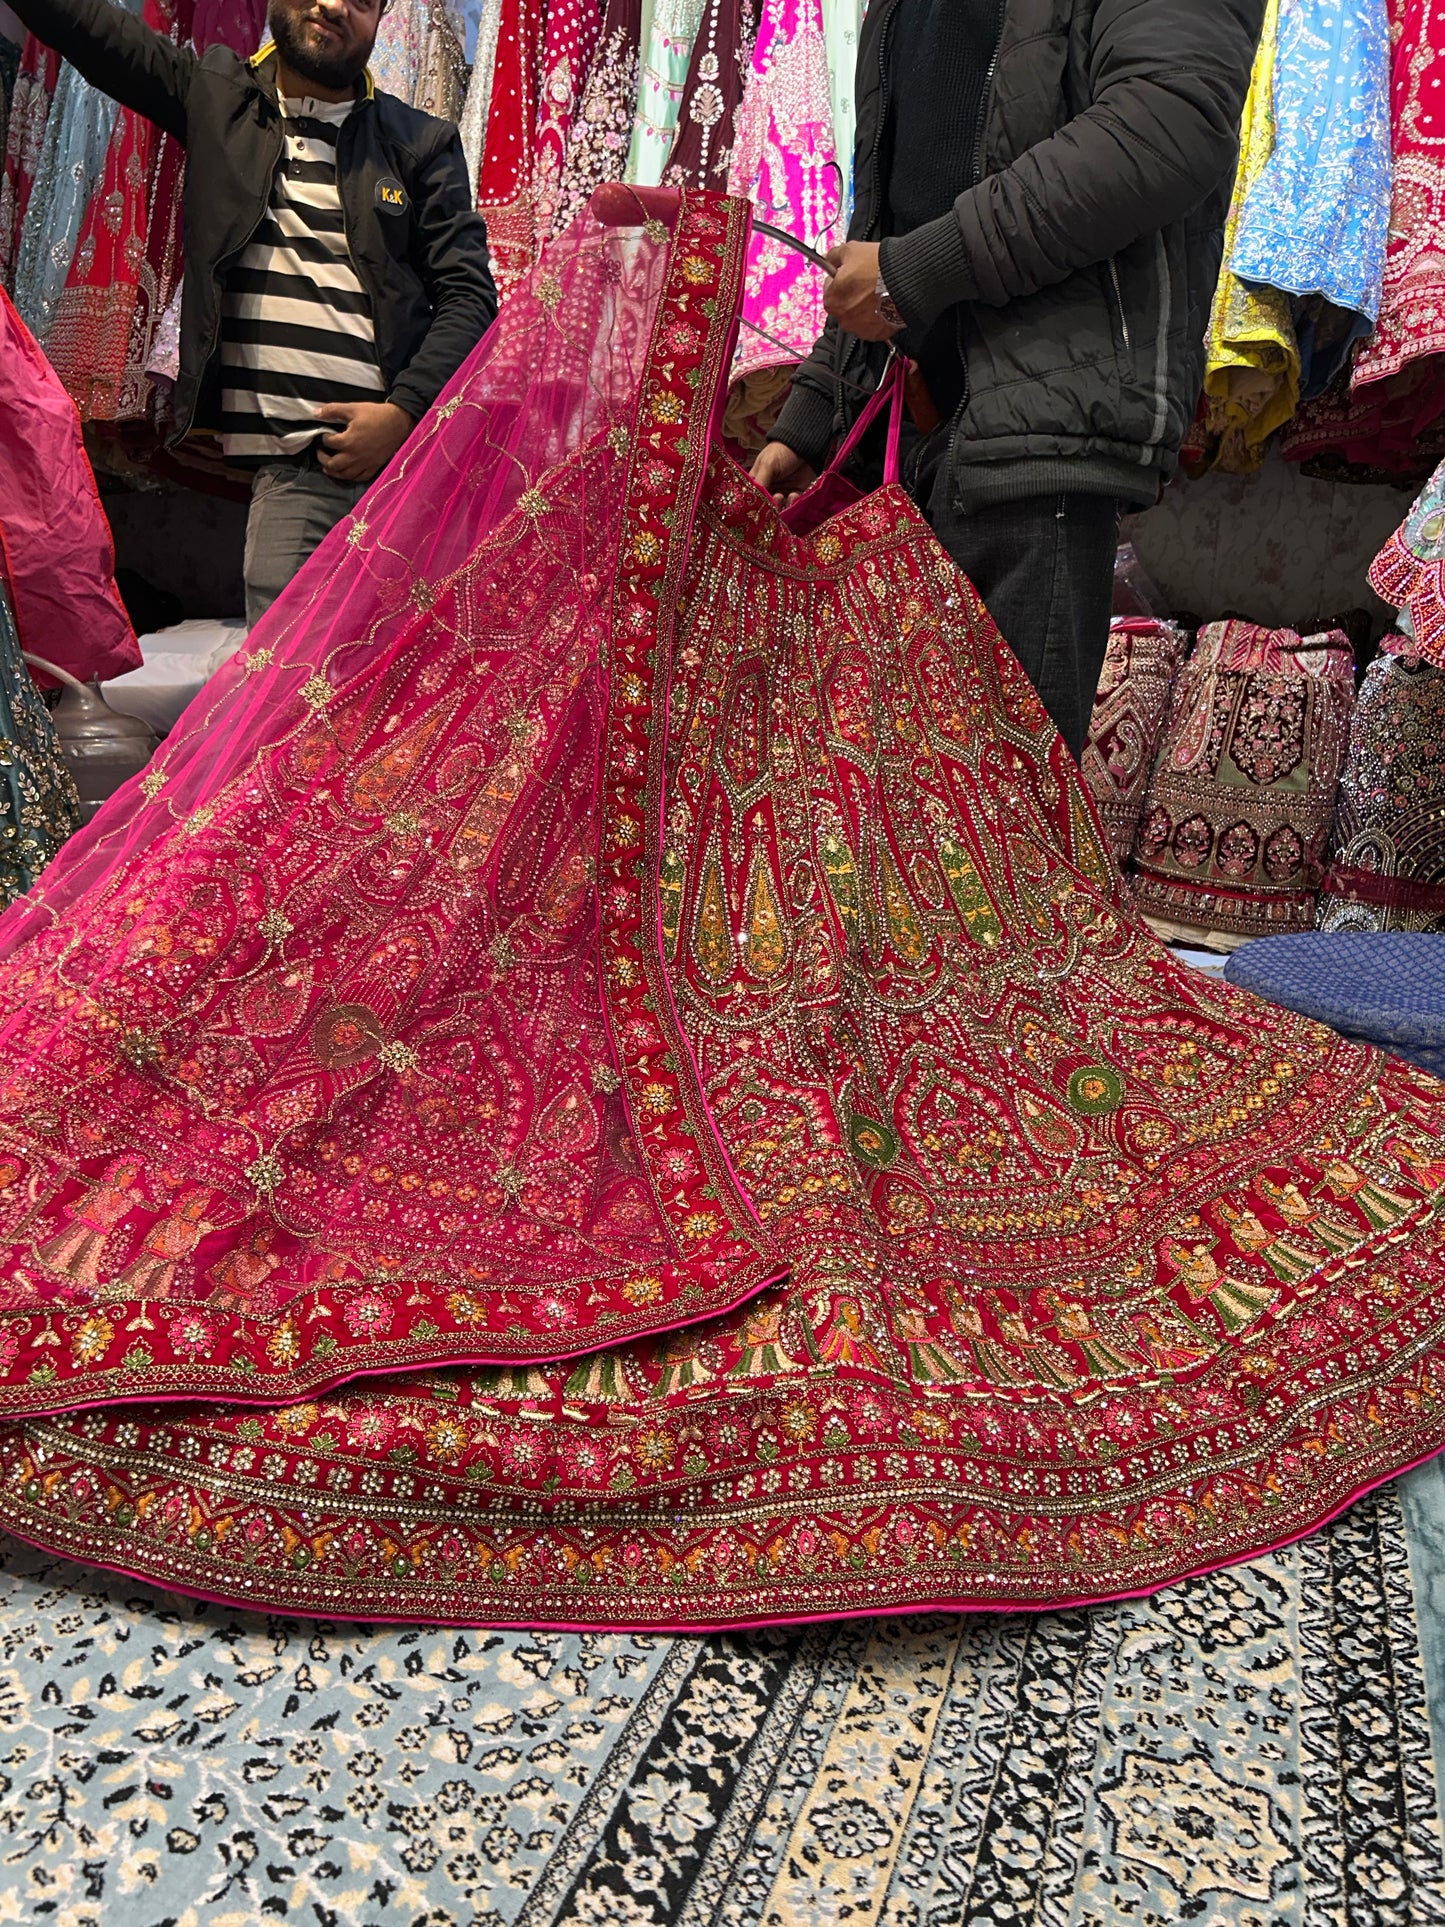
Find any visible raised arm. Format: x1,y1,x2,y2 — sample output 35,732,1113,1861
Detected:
4,0,194,140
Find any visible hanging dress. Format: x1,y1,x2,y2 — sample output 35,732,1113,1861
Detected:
1285,0,1445,472
0,35,58,286
545,0,641,241
2,193,1445,1629
1190,0,1300,474
665,0,752,191
44,0,195,421
627,0,706,186
474,0,544,295
531,0,601,244
8,39,122,345
1352,0,1445,393
415,1,469,121
458,0,503,196
726,0,839,382
822,0,859,219
368,0,428,103
1228,0,1392,397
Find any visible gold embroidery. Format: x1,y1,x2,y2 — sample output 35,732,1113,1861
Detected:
246,1152,284,1197
693,838,732,982
879,846,927,964
117,1028,162,1071
258,909,294,945
659,846,686,961
744,851,788,980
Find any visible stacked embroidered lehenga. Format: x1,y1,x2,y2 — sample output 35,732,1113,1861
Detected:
3,192,1445,1629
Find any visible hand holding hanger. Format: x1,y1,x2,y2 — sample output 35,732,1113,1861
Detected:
755,226,903,344
822,242,904,342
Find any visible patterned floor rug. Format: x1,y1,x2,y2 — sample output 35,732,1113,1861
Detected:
1,1483,1442,1926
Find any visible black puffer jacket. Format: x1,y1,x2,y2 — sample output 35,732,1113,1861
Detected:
772,0,1266,510
7,0,497,445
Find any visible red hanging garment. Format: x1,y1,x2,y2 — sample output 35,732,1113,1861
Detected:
532,0,601,246
45,0,195,421
544,0,640,244
474,0,544,296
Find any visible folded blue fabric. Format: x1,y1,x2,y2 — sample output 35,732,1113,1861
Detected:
1223,933,1445,1077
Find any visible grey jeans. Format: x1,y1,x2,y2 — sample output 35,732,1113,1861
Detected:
243,459,368,628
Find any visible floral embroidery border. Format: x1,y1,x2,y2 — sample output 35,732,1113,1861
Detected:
595,189,785,1298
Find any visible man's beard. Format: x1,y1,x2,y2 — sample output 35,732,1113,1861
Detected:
267,4,370,89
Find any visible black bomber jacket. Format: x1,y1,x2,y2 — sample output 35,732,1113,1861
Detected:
6,0,498,444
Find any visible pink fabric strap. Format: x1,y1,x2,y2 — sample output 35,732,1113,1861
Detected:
817,353,905,486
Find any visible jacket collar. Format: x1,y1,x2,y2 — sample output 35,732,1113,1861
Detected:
247,40,376,103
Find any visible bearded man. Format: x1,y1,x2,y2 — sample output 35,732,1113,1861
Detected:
10,0,498,623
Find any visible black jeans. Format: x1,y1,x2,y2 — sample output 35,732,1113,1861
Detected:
911,448,1121,763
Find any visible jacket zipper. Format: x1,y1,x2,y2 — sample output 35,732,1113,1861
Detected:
947,0,1007,478
864,0,901,244
1108,258,1132,353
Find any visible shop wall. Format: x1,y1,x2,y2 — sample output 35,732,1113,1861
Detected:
1129,450,1415,637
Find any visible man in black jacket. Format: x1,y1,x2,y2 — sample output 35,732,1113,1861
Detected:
753,0,1265,760
10,0,498,623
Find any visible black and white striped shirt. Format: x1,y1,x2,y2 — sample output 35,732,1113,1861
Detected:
220,95,385,463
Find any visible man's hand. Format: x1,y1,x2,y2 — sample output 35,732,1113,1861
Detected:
750,441,818,506
823,241,901,342
314,400,415,482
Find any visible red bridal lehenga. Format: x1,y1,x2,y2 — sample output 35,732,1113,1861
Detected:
4,190,1445,1628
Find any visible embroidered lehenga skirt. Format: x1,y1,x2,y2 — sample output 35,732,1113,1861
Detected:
2,193,1445,1629
1318,639,1445,933
1130,621,1356,950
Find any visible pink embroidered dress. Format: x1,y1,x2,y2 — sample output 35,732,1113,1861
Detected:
545,0,640,242
726,0,840,380
1,194,1445,1631
531,0,601,246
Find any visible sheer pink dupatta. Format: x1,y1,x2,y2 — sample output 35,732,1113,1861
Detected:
0,191,779,1417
